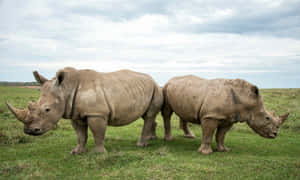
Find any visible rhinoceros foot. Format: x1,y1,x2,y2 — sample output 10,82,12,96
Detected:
71,146,88,154
92,146,107,153
216,146,230,152
198,146,213,155
184,133,196,139
149,135,158,140
136,141,148,147
163,135,173,141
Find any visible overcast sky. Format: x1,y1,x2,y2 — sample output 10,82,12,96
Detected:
1,0,300,88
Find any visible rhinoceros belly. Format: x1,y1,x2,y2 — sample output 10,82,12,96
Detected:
102,74,155,126
109,102,149,126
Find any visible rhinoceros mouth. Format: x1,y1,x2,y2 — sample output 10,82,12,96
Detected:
259,131,277,139
24,131,44,136
24,128,45,136
268,132,277,139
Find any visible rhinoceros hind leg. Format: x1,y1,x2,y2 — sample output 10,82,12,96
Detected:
216,123,233,152
71,120,88,154
137,115,155,147
198,118,218,155
138,89,163,145
88,116,107,153
162,102,173,141
180,119,195,138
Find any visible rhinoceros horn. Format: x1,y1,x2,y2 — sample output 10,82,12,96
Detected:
279,112,290,125
6,102,28,123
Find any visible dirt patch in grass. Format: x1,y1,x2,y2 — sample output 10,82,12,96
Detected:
17,86,40,89
0,131,6,142
292,121,300,131
0,131,33,145
0,162,30,177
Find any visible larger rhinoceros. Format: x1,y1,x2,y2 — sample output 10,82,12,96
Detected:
6,67,163,154
162,75,289,155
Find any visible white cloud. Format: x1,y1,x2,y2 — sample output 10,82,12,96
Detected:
14,60,281,74
0,0,300,88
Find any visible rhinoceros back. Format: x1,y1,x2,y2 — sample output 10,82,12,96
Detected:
164,76,260,123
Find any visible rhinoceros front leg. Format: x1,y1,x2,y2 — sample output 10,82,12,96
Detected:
180,118,195,138
198,118,218,155
150,121,158,140
71,120,88,154
216,124,233,152
88,116,107,153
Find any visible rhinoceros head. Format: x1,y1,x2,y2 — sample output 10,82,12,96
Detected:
245,88,289,138
6,68,77,136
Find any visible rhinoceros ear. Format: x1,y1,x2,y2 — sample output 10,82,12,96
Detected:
56,71,65,86
33,71,48,85
251,85,259,96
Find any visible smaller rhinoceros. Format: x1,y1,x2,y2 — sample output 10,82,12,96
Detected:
6,67,163,154
162,75,289,155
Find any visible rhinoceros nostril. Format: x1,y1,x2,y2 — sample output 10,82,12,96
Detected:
273,132,277,136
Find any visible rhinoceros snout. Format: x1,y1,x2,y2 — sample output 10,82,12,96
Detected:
24,128,43,136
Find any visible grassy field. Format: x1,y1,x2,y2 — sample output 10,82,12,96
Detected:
0,86,299,179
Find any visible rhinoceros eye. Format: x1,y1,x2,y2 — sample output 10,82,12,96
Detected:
266,117,270,120
45,108,51,113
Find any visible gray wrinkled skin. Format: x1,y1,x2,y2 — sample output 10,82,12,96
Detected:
162,75,289,155
7,67,163,154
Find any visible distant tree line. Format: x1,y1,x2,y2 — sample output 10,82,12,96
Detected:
0,81,40,86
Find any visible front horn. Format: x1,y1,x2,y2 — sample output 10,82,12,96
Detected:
6,102,28,123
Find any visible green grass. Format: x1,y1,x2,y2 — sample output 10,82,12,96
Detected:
0,86,300,179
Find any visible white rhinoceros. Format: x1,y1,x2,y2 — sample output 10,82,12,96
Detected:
7,67,163,154
162,75,289,154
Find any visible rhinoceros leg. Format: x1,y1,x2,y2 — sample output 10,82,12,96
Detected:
215,124,233,152
198,118,218,155
149,121,158,140
137,87,163,146
162,102,173,141
88,116,107,153
138,105,161,146
136,116,154,147
180,118,195,138
71,120,88,154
